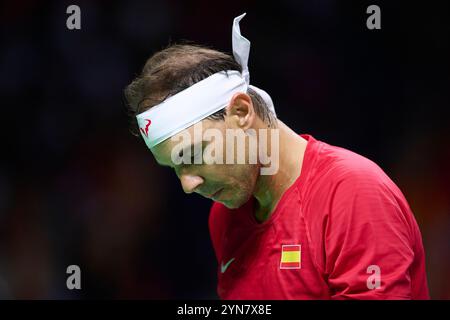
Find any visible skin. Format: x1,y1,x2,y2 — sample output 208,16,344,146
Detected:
150,92,308,223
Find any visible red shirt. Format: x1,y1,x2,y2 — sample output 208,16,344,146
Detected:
209,134,429,299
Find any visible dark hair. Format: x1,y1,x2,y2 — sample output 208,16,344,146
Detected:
124,43,276,136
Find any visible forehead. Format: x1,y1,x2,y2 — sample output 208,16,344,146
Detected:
150,118,224,165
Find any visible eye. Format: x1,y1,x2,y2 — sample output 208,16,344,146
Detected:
177,149,195,163
178,143,206,165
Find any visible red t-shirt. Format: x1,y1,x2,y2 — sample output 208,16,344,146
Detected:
209,134,429,299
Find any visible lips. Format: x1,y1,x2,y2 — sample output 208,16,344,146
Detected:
212,188,223,199
206,188,223,199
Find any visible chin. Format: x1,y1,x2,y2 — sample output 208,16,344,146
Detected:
221,193,250,209
221,201,240,209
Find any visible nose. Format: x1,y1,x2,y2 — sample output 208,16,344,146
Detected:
179,174,204,194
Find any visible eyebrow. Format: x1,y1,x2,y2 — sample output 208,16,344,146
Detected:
154,156,172,168
157,161,172,168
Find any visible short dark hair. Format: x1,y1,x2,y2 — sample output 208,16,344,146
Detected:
124,43,276,136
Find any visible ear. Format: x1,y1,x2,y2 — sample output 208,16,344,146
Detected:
225,92,256,130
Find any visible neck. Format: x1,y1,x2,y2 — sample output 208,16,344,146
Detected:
252,121,308,223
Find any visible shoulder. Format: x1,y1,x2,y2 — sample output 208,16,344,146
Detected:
310,141,398,198
313,142,417,245
304,140,412,240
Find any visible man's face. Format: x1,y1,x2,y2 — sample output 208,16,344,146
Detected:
150,118,260,209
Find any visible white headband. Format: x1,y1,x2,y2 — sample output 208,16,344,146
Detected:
136,13,276,149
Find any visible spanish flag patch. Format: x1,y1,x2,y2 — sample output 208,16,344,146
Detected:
280,244,301,269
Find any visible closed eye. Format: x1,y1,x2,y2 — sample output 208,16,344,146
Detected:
180,142,205,163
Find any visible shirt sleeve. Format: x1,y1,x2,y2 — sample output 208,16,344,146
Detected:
324,164,421,299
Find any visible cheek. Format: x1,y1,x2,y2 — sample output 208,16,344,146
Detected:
198,164,230,186
203,163,257,190
230,165,258,189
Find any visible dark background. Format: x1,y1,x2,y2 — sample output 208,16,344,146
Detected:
0,0,449,299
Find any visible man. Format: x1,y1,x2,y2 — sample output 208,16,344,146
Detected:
124,14,429,299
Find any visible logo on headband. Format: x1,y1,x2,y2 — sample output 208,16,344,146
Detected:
139,119,152,138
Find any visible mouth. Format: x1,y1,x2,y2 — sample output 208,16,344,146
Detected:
207,188,223,200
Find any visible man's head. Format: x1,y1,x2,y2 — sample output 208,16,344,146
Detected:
124,44,277,208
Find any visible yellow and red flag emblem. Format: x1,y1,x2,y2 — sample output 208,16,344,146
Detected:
280,244,301,269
